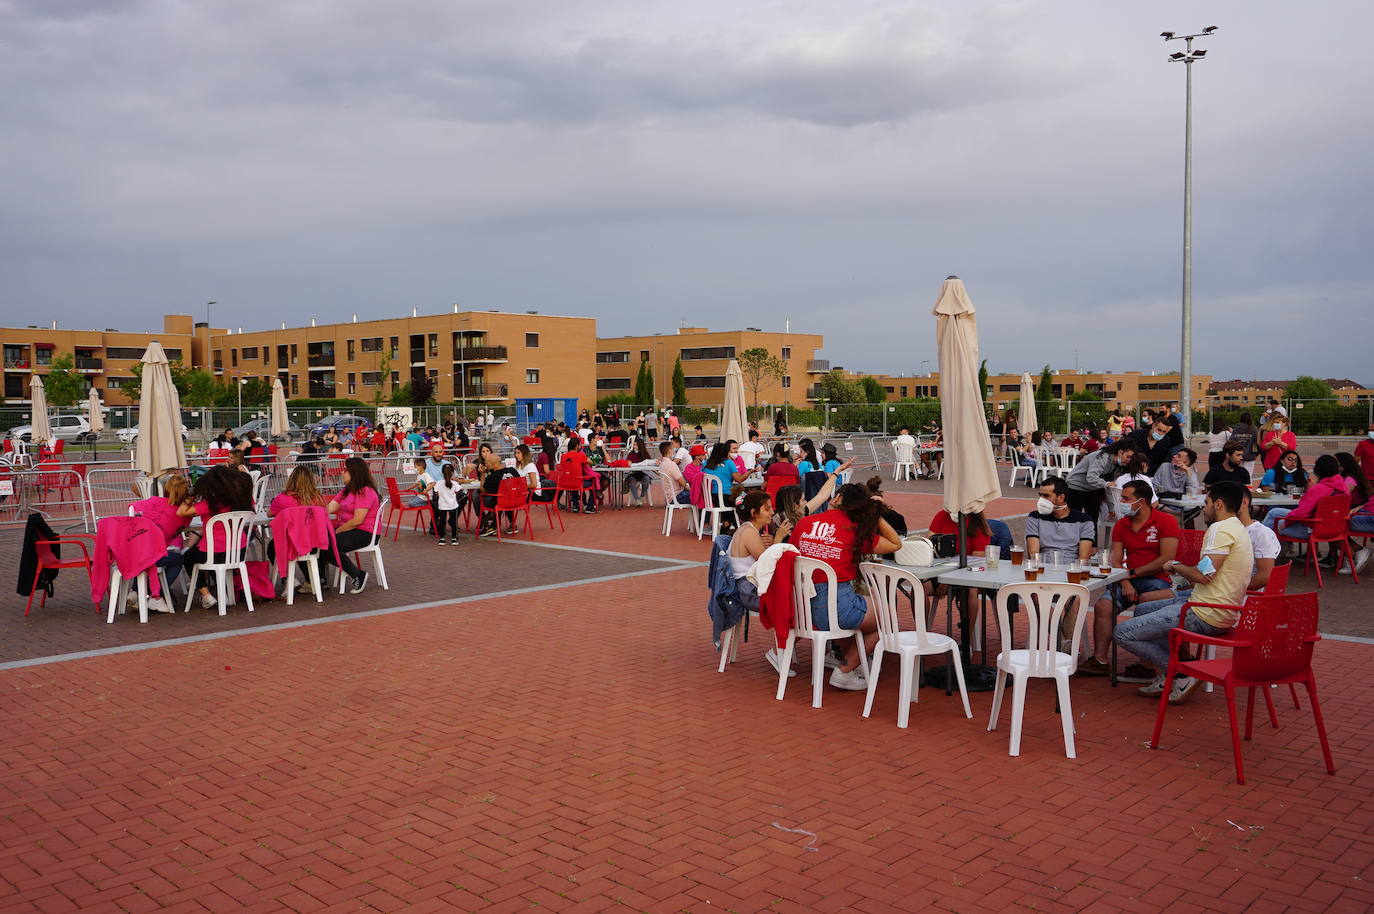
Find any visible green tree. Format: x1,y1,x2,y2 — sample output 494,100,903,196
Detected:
978,359,989,401
124,363,144,401
633,360,653,405
1283,376,1333,401
181,369,222,407
671,357,686,407
410,375,435,405
736,347,788,406
815,369,863,404
858,376,888,404
372,352,392,407
42,353,87,406
240,378,272,406
390,383,413,406
1036,364,1054,402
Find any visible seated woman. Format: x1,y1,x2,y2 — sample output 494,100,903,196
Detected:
795,439,823,476
928,507,991,559
515,444,553,503
1258,450,1306,495
864,476,908,535
703,442,746,508
129,474,197,612
763,443,800,494
624,438,656,507
771,458,852,542
322,457,381,593
728,492,774,615
792,484,903,689
182,465,255,611
265,466,329,584
1264,454,1346,542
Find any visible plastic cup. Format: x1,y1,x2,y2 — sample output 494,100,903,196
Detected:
986,545,1000,570
1010,546,1025,566
1024,565,1040,581
1067,564,1084,584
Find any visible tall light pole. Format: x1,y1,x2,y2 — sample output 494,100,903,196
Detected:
1162,25,1217,435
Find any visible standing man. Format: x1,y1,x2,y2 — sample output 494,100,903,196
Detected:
1065,440,1138,522
736,429,766,472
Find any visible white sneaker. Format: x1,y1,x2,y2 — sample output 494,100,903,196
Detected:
823,650,843,670
124,591,139,609
765,648,797,678
1354,547,1372,575
199,592,217,611
1168,674,1201,704
829,668,868,690
1137,674,1166,698
147,595,173,613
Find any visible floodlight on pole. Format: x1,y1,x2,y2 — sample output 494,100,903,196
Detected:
1161,25,1217,435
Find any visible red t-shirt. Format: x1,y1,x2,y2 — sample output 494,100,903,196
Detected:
929,510,990,555
792,508,877,582
1356,439,1374,480
1111,509,1181,583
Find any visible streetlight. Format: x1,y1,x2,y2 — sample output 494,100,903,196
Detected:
237,376,248,427
1162,25,1217,435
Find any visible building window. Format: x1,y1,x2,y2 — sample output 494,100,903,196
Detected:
596,378,632,390
999,384,1019,392
781,347,791,360
231,349,238,367
900,386,907,397
105,347,145,360
596,351,630,363
361,371,382,386
389,337,399,358
525,333,540,348
428,333,438,357
106,376,128,389
684,376,727,388
391,371,400,387
347,340,356,360
290,375,299,396
680,346,736,360
640,350,650,362
526,369,540,384
361,337,383,352
263,348,270,365
35,350,52,367
347,373,356,394
782,376,792,389
242,346,258,359
291,344,298,364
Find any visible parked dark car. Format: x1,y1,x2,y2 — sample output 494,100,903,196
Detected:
305,414,372,437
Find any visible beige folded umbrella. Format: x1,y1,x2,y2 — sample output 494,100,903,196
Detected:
1017,372,1038,436
719,359,748,444
270,377,290,437
134,341,187,476
934,276,1002,521
86,388,105,434
28,375,51,446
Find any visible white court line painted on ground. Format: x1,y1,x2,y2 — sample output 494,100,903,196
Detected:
0,563,702,671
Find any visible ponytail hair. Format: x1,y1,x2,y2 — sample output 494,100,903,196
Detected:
832,483,882,573
442,462,456,490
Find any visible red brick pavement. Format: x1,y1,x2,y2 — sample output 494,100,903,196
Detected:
3,529,1371,913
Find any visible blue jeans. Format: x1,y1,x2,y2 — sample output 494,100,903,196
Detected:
1262,507,1291,531
1351,515,1374,535
1113,590,1221,673
156,551,182,587
674,489,692,505
810,580,867,631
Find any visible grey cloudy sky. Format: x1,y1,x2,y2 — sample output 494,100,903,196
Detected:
2,0,1370,381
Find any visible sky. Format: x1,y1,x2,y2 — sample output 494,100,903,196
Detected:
1,0,1370,383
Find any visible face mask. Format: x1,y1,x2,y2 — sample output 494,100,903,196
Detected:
1368,431,1374,440
1036,497,1056,515
1273,423,1284,430
1151,431,1164,441
1120,501,1138,518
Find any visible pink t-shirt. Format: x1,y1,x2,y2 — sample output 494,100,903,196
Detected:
132,496,190,546
335,486,381,534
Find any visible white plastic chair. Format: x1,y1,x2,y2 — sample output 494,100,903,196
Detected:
106,565,173,624
892,442,916,481
660,476,698,536
272,506,326,605
987,581,1091,757
697,475,736,541
183,510,257,615
775,557,871,709
859,562,971,726
332,497,391,592
1008,455,1037,487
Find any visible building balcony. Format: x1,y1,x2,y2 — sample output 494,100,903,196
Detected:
3,359,31,371
806,385,823,399
455,381,509,401
308,383,336,399
76,357,103,372
307,352,335,367
452,345,508,362
806,359,830,372
213,361,223,373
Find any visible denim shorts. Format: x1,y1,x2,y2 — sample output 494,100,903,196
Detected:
810,580,867,631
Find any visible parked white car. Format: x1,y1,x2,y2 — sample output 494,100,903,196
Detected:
6,415,95,443
117,425,191,445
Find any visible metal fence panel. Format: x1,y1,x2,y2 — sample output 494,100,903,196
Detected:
0,467,89,532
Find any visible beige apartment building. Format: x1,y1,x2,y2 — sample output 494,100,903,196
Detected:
848,368,1214,410
1,315,199,405
1,309,597,408
594,327,826,407
213,308,597,409
1208,378,1374,407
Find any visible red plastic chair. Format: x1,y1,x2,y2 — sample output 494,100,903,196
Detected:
554,465,598,513
383,477,433,541
1149,594,1335,785
477,477,535,541
1174,528,1205,567
1275,495,1357,587
1247,560,1291,598
764,474,796,502
51,439,65,456
26,536,97,615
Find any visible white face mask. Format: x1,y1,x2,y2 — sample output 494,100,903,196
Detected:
1273,423,1284,430
1120,500,1138,518
1368,431,1374,440
1036,497,1056,515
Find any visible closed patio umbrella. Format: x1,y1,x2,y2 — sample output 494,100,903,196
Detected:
270,377,289,438
134,341,187,476
28,375,51,447
86,388,104,460
1017,372,1038,437
719,359,748,444
933,275,1003,691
